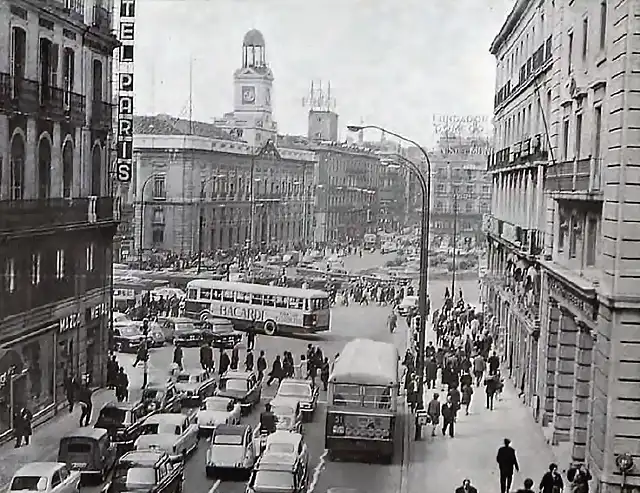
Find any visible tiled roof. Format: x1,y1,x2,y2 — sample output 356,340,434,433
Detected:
133,115,241,141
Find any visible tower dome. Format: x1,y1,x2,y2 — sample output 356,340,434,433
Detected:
243,29,265,47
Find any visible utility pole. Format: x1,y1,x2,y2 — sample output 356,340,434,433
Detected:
451,193,458,300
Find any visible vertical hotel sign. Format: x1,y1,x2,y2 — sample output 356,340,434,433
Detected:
116,0,136,182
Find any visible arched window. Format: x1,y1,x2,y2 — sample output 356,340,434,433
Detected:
62,140,74,198
91,145,102,195
38,137,52,199
10,134,25,200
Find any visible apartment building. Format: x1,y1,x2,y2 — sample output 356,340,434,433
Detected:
0,0,118,436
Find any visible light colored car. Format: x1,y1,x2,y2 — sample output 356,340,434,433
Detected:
275,379,319,420
205,424,257,478
134,413,198,462
269,397,303,433
247,451,308,493
112,312,130,324
381,242,397,254
397,295,418,317
9,462,81,493
174,370,217,402
196,396,241,435
263,431,308,466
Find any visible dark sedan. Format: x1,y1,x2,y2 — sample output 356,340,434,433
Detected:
171,318,207,347
215,371,262,414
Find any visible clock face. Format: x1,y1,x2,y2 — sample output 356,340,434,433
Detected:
242,86,256,104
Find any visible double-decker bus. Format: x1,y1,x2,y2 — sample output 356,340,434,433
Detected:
184,280,331,336
325,338,399,463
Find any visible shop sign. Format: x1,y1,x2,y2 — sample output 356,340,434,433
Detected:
501,222,519,244
0,367,16,388
59,312,82,334
116,0,136,182
89,302,108,321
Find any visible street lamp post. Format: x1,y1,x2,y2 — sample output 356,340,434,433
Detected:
138,173,164,267
348,124,432,427
451,193,458,300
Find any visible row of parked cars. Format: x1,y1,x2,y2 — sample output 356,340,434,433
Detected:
112,313,244,353
7,366,320,493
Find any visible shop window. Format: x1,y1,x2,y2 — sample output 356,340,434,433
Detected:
558,211,567,253
152,228,164,245
31,253,41,286
56,249,65,280
86,243,95,271
569,213,581,259
4,258,16,293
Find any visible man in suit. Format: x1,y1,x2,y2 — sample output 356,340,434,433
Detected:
441,395,456,438
496,438,520,493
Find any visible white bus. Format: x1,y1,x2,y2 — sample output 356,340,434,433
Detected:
325,338,399,463
184,280,331,336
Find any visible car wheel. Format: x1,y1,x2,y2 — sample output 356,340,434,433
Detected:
263,320,277,336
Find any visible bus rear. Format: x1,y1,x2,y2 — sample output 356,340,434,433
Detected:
363,233,377,252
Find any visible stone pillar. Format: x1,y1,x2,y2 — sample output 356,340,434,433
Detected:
571,321,594,462
553,308,578,443
0,116,9,199
543,299,560,425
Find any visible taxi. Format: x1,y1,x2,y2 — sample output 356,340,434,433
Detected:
9,463,81,493
274,379,319,421
57,427,116,481
105,450,184,493
134,413,198,463
262,431,308,467
269,397,302,433
246,451,308,493
175,369,217,407
216,370,262,414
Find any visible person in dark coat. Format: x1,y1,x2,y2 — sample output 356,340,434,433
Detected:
244,350,254,372
257,351,267,381
448,384,461,416
320,358,330,391
567,463,592,493
488,351,500,375
200,343,213,372
14,407,32,447
78,383,93,427
63,372,76,413
539,463,564,493
219,350,230,376
246,331,256,351
441,396,456,438
455,479,478,493
486,375,499,410
172,345,183,371
116,367,129,402
496,438,520,493
230,345,240,371
425,357,438,389
515,478,536,493
267,355,283,386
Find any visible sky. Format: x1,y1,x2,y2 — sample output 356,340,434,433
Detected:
132,0,515,146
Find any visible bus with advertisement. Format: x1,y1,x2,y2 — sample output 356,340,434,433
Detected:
325,338,399,463
183,280,331,336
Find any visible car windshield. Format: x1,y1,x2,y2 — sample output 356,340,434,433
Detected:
10,476,48,491
225,379,247,392
213,434,243,445
204,399,229,411
142,423,181,435
97,407,129,425
266,442,295,454
142,389,164,401
272,405,295,417
121,325,142,336
174,323,195,333
64,441,92,453
113,467,156,488
279,383,311,398
253,470,294,489
177,374,200,383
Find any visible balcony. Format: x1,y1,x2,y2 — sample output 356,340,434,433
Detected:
255,193,281,202
91,100,113,130
488,134,548,171
92,5,113,33
545,158,598,194
494,36,553,111
64,91,87,126
40,85,66,120
0,197,116,236
0,74,40,116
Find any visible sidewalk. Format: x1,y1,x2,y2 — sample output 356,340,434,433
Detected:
0,388,115,489
406,378,557,493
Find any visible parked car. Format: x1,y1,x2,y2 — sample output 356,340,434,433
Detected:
9,463,81,493
203,318,243,349
134,413,198,463
94,401,149,454
196,396,241,436
216,371,262,414
174,370,217,408
105,450,183,493
140,380,181,414
57,427,116,481
274,379,318,421
205,424,257,478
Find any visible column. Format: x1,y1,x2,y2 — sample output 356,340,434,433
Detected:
543,299,560,425
0,116,9,199
553,308,578,443
51,123,62,198
571,321,594,462
24,119,37,199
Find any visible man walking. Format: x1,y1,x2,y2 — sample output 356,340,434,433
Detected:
496,438,520,493
441,395,456,438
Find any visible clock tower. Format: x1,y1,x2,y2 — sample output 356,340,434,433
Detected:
231,29,277,146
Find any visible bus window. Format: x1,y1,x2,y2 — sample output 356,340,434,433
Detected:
332,384,361,406
236,292,250,304
200,288,212,300
275,296,287,308
223,291,235,302
304,299,309,311
263,295,275,307
363,386,390,409
251,293,263,305
288,297,303,310
187,289,197,300
212,289,222,301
